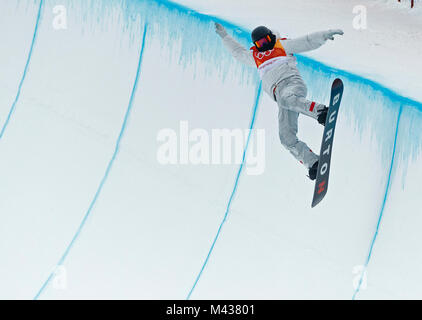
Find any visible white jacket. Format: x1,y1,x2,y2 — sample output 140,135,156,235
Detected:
221,30,331,100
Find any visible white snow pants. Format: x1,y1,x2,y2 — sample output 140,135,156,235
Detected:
274,76,324,169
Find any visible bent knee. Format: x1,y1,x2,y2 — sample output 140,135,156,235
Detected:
279,132,298,150
279,93,303,108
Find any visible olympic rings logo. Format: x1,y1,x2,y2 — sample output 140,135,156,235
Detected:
254,49,274,60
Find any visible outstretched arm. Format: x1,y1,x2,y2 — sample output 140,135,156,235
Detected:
281,29,344,54
215,23,255,67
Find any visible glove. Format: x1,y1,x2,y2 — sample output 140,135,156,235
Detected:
215,22,228,38
324,29,344,41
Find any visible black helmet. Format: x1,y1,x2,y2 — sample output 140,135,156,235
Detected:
251,26,276,52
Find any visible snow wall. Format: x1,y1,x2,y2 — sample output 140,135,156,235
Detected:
1,0,422,299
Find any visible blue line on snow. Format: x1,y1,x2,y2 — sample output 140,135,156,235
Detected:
33,23,149,300
0,0,44,140
186,82,262,300
352,105,403,300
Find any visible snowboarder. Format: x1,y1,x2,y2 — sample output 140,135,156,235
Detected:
215,23,343,180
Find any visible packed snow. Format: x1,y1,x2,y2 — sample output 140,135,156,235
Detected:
0,0,421,300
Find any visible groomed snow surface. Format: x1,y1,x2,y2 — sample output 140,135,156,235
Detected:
0,0,422,300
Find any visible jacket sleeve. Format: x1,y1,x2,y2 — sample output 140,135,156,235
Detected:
280,31,329,54
220,34,256,67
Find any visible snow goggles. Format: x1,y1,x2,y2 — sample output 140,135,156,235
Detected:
254,35,272,49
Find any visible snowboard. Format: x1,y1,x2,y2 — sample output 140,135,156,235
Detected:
311,78,344,208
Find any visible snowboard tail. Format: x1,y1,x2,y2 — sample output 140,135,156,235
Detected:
311,78,344,208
